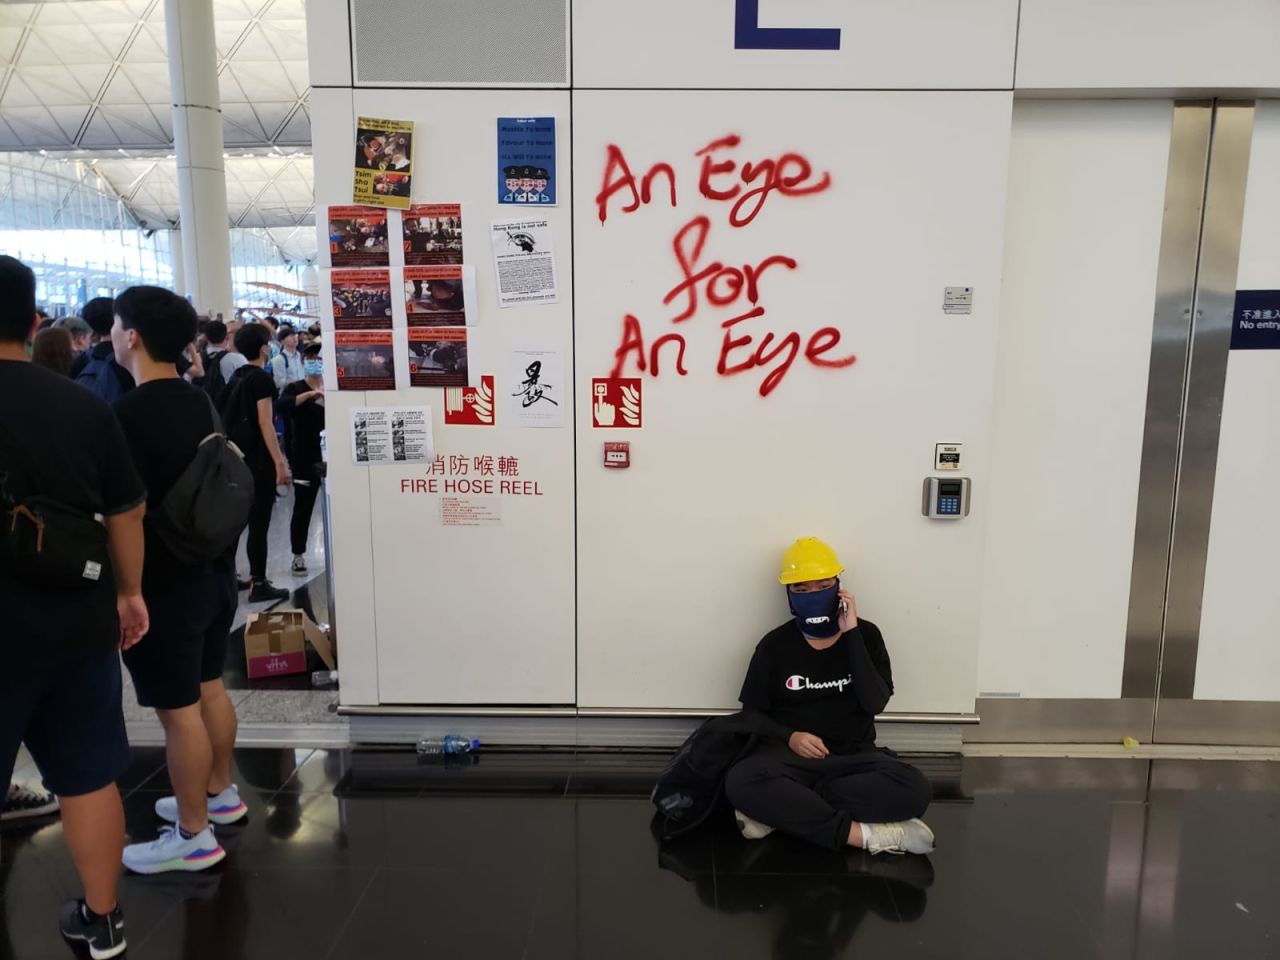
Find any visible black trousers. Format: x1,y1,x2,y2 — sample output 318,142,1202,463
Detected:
246,461,276,581
724,744,932,851
290,477,320,556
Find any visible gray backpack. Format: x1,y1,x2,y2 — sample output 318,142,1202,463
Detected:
151,399,255,565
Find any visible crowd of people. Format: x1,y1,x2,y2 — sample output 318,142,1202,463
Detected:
0,256,328,958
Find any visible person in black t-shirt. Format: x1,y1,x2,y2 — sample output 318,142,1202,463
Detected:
111,287,244,876
724,537,935,856
0,257,147,957
277,340,325,576
222,323,291,603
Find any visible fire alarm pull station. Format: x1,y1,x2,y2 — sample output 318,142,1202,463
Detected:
922,477,971,519
604,442,630,469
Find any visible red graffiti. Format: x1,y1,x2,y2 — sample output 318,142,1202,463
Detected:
696,134,832,228
663,215,796,323
599,134,853,399
611,315,689,379
596,145,678,224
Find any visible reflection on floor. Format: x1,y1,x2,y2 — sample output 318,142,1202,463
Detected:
3,752,1278,959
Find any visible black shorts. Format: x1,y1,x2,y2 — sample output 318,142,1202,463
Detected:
0,650,131,797
123,570,237,710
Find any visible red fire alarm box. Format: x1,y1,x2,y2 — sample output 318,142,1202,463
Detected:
604,442,630,469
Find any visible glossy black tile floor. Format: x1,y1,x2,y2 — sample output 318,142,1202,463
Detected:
3,750,1279,959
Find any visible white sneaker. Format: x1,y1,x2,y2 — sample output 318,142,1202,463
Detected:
863,818,935,856
734,809,775,840
155,785,247,826
123,825,225,874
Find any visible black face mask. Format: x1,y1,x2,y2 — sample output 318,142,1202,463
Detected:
786,579,841,638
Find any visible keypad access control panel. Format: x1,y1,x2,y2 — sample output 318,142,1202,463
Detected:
922,477,971,520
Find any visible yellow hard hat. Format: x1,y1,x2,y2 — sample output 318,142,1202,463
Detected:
778,537,845,585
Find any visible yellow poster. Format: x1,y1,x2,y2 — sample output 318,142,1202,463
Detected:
353,116,415,210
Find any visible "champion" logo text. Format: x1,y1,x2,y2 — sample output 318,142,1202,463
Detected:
785,674,852,693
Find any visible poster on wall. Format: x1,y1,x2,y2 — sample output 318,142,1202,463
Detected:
330,269,394,330
335,330,396,390
350,405,432,465
408,326,469,388
353,116,414,209
327,206,390,267
504,345,564,428
490,219,558,308
404,265,472,326
403,204,463,265
1230,290,1280,350
497,117,557,206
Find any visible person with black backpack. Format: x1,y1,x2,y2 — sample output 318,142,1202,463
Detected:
70,297,134,403
0,257,148,958
192,318,240,406
110,287,252,876
220,323,292,603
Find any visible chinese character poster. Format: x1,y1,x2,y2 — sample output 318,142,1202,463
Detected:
504,345,564,428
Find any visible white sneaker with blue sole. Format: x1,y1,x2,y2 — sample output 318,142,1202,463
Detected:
123,825,226,874
154,784,247,826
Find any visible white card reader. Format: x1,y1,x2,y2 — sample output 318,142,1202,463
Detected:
922,477,971,519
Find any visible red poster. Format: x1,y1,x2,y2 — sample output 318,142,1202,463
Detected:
328,206,389,267
403,203,463,265
408,326,469,388
335,329,395,390
444,375,495,426
591,377,642,428
331,268,393,330
404,264,467,326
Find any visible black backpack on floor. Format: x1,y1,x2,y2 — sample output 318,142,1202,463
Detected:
651,713,763,839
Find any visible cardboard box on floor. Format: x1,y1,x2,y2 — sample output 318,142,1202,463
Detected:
244,609,336,680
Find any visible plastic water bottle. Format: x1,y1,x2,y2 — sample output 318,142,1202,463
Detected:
416,734,480,756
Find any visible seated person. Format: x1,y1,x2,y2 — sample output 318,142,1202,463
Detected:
725,537,934,855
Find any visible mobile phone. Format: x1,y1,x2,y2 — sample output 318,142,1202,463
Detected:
838,598,849,615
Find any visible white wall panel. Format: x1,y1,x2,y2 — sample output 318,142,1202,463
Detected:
311,85,379,705
573,90,1013,713
1196,101,1280,702
977,100,1173,699
305,0,352,88
572,0,1017,90
313,86,577,705
1017,0,1280,92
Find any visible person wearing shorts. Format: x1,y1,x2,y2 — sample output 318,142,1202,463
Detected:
0,255,148,959
111,287,247,876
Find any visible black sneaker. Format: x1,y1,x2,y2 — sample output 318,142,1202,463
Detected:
248,580,290,603
2,782,60,822
291,556,308,577
59,899,126,960
237,576,252,591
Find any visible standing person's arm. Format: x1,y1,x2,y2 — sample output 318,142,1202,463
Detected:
257,395,291,486
106,504,148,649
271,355,287,391
100,411,148,649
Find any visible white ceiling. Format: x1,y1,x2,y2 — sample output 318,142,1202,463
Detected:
0,0,310,151
0,0,316,260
